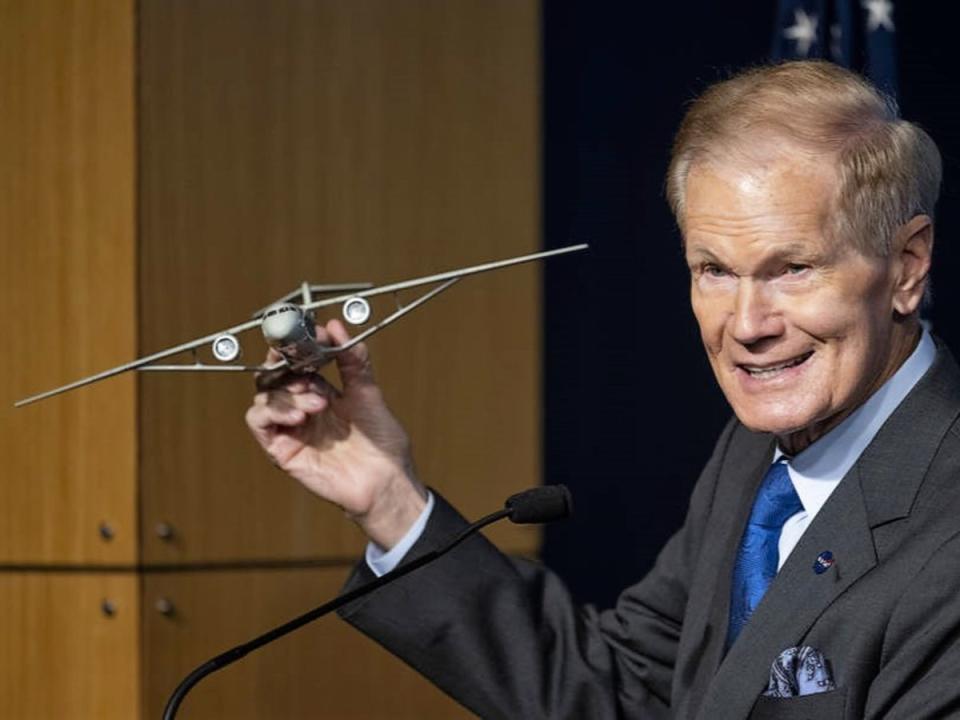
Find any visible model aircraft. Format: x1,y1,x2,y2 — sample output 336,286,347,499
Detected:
14,244,589,407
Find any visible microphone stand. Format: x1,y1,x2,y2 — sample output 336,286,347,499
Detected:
162,485,570,720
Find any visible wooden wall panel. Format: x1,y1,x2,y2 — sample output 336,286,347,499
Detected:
1,2,542,717
137,0,542,564
142,568,471,719
0,1,138,563
0,573,140,719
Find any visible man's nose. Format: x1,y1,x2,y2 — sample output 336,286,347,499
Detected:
730,279,783,345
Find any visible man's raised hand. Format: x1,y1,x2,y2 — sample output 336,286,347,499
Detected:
245,319,427,549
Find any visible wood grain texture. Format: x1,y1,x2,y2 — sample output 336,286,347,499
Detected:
0,572,141,719
137,0,543,564
0,0,138,564
142,567,472,719
0,3,542,717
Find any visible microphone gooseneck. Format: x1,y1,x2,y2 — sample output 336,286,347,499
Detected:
162,485,573,720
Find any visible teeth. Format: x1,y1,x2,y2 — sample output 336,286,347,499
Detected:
743,353,809,378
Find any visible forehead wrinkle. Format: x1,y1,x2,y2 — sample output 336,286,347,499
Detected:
686,216,821,238
685,218,825,253
685,201,829,249
685,199,827,236
685,237,831,270
685,200,825,223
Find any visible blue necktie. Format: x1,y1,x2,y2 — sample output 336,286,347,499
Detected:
726,458,803,649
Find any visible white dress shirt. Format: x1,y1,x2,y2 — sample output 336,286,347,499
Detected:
369,329,937,578
365,490,435,577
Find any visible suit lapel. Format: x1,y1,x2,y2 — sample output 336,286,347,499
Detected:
854,345,960,529
678,434,774,712
694,343,960,719
693,436,774,697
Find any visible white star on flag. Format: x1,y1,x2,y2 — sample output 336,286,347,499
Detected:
784,9,818,57
830,23,842,60
862,0,895,33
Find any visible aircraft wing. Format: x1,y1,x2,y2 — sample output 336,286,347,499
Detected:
14,243,587,407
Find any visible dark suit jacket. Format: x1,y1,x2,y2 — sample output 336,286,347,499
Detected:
339,346,960,719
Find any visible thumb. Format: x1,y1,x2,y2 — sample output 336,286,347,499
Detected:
326,318,377,389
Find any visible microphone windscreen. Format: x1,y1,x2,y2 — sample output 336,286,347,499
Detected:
505,485,573,524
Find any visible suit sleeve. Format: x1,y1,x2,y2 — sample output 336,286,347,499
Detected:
337,419,739,720
866,530,960,719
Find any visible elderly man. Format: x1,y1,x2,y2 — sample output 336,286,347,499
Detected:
246,61,959,719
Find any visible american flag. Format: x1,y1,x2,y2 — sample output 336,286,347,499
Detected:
772,0,897,97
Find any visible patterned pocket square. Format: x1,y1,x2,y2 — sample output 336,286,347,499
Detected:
764,646,836,698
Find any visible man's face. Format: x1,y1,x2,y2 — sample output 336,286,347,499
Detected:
683,152,904,445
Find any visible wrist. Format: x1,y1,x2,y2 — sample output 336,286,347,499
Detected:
355,472,428,550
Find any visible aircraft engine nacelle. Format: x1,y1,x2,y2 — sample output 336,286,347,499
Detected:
211,334,241,362
341,296,371,325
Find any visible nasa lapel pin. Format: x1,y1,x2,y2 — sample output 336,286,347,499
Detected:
813,551,835,575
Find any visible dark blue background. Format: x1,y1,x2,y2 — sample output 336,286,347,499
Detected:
541,3,960,608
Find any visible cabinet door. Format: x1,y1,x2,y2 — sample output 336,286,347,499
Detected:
0,573,140,720
142,567,472,719
0,0,138,565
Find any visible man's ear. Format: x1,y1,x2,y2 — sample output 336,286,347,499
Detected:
892,214,934,316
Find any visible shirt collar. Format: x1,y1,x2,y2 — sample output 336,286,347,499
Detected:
774,328,936,517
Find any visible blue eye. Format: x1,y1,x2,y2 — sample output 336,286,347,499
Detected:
703,264,729,278
783,264,809,275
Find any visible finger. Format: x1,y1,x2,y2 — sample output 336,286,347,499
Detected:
313,322,332,346
253,386,332,413
326,318,376,388
290,390,330,414
263,430,309,469
309,374,343,400
255,366,316,393
255,365,292,392
246,402,309,434
255,345,315,391
263,374,342,399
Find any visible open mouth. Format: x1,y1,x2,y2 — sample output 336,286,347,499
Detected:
739,351,814,379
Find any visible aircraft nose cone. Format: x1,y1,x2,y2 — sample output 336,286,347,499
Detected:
261,306,305,344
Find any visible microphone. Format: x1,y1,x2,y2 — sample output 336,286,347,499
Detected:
162,485,573,720
506,484,573,524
